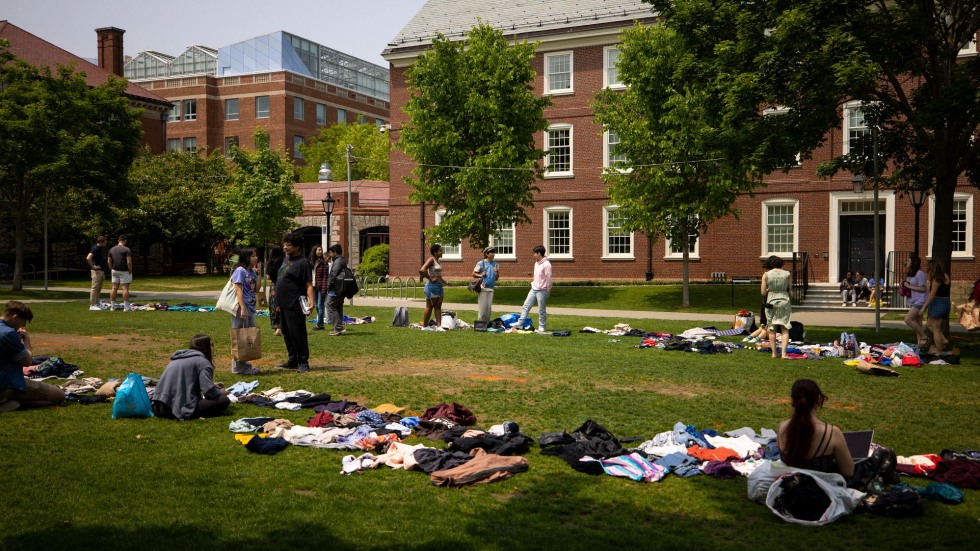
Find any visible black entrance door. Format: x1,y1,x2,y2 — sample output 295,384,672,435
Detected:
840,215,884,277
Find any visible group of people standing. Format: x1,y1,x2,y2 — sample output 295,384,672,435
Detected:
86,235,134,311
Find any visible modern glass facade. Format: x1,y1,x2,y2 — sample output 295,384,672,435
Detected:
124,47,215,80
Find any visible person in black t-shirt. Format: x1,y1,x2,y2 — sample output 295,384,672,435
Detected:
85,236,110,310
274,233,315,373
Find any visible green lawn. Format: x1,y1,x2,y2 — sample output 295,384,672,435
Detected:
2,301,978,549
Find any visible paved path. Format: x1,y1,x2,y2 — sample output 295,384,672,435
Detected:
15,286,969,332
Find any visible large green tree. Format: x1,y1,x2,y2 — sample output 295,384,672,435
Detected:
297,122,389,182
398,23,552,250
594,25,763,306
213,128,302,248
0,40,143,290
648,0,980,271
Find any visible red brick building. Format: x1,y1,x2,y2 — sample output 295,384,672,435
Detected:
124,31,390,162
0,22,172,153
382,0,979,285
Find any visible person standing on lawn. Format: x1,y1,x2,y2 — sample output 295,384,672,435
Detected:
762,255,792,359
230,248,261,376
275,233,314,373
86,235,110,310
310,245,331,331
901,255,928,347
0,301,65,413
420,244,445,327
515,245,552,333
325,244,348,336
473,246,499,323
919,259,951,355
108,235,134,311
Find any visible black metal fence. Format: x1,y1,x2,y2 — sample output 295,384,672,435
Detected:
790,252,810,305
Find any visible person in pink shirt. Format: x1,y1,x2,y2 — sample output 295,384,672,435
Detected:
515,245,552,333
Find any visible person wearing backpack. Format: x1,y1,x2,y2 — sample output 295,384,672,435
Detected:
325,244,348,336
472,246,500,323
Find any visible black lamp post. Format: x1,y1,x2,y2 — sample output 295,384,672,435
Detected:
909,183,929,257
850,124,881,333
321,191,336,250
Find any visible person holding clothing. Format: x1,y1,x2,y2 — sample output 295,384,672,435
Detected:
275,233,315,373
0,301,65,413
151,334,230,420
515,245,553,334
839,271,856,306
108,235,134,311
762,255,792,359
420,244,445,327
310,245,331,331
325,244,348,336
266,247,285,336
472,246,500,323
86,236,110,311
777,379,854,478
919,259,951,354
901,255,928,347
230,248,261,376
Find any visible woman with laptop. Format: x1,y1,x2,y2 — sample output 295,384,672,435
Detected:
777,379,855,477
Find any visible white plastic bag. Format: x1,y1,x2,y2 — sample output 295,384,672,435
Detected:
765,471,861,526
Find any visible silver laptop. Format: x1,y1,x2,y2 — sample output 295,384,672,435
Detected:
843,430,874,460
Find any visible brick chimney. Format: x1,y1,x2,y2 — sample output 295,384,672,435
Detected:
95,27,125,76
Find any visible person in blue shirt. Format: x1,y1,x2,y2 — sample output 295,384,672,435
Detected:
0,301,64,413
230,248,260,376
473,246,500,323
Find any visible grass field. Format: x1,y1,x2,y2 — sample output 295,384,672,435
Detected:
1,299,978,550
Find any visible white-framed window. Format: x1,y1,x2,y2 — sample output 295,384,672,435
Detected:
959,34,977,56
293,136,304,159
544,124,573,178
337,108,347,123
183,137,197,152
167,101,180,123
166,138,180,152
376,118,385,127
316,103,327,125
928,193,974,258
183,99,197,121
665,232,699,259
843,101,867,155
544,51,573,95
225,98,239,121
603,206,633,259
293,97,305,121
603,46,624,89
544,206,573,259
762,199,799,256
224,136,239,157
490,223,516,260
434,210,462,260
604,130,628,169
255,96,270,119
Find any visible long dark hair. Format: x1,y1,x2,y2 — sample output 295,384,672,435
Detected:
267,247,284,279
235,247,256,272
188,334,214,365
308,245,323,265
782,379,827,468
926,258,947,282
906,255,921,278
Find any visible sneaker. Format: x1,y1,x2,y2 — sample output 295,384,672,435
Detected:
536,328,549,334
0,399,20,413
842,302,847,307
276,362,298,370
124,304,134,312
89,305,102,311
851,302,857,307
328,329,346,336
312,326,324,331
232,366,261,376
296,364,310,373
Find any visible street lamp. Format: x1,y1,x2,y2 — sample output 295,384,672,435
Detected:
908,182,929,258
317,162,332,183
851,125,881,332
345,144,354,265
318,163,333,251
321,191,335,252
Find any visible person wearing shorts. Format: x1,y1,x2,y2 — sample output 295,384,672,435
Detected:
420,244,445,327
108,235,134,311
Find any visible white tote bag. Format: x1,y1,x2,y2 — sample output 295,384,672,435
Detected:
216,277,239,315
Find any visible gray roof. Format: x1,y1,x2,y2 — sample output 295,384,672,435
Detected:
385,0,657,55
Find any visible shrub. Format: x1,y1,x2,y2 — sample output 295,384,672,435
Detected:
359,244,389,282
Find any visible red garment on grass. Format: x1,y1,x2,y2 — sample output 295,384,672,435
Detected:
686,445,740,462
935,459,980,490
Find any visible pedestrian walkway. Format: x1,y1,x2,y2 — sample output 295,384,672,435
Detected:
15,285,967,332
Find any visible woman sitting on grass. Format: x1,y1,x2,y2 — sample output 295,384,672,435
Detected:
151,334,230,421
777,379,854,478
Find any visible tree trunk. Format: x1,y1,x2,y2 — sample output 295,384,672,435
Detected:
681,233,690,307
12,206,26,292
929,172,956,273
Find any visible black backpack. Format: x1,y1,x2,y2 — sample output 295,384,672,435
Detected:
337,265,359,299
789,321,805,341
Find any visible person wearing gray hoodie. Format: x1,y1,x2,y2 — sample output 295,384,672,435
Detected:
151,334,230,420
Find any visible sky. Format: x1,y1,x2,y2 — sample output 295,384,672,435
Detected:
2,0,429,67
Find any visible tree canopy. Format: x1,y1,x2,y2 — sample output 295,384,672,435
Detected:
647,0,980,269
212,128,302,248
297,122,389,182
593,24,763,306
398,23,552,250
0,40,143,290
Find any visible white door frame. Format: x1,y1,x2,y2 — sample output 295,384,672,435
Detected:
827,190,895,282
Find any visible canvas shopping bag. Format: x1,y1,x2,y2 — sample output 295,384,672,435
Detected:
216,277,239,315
231,326,262,361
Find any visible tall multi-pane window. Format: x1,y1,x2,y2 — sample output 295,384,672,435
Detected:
337,108,347,123
545,52,573,94
293,136,304,159
604,207,633,258
224,136,239,157
316,103,327,125
545,207,572,258
293,97,305,120
183,99,197,121
844,104,867,154
952,198,967,253
183,137,197,152
225,99,239,121
255,96,270,118
764,201,797,255
167,138,180,152
168,102,180,123
604,47,623,88
434,211,461,259
545,125,572,177
605,130,627,169
928,194,973,258
490,223,515,259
